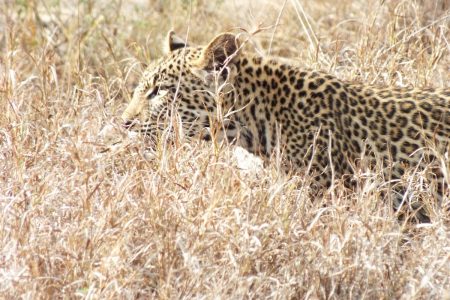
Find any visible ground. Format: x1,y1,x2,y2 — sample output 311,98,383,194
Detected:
1,0,449,298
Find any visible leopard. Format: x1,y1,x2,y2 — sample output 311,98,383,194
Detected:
121,31,450,222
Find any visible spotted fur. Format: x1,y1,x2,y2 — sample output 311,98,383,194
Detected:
122,31,449,221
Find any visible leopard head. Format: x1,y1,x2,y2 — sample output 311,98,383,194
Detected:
121,31,240,140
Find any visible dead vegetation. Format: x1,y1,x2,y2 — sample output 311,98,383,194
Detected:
1,0,449,298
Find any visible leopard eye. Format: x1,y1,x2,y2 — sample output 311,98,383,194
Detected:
146,87,159,99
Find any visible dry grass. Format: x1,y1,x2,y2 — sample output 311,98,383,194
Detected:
1,0,450,298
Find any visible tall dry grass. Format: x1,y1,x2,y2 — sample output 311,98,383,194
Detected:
1,0,449,298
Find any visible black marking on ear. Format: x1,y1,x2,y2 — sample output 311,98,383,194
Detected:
220,68,229,80
167,31,189,52
170,42,187,52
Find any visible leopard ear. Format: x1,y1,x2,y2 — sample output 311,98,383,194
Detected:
164,31,188,54
196,33,240,70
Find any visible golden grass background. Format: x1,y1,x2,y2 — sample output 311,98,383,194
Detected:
1,0,449,298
